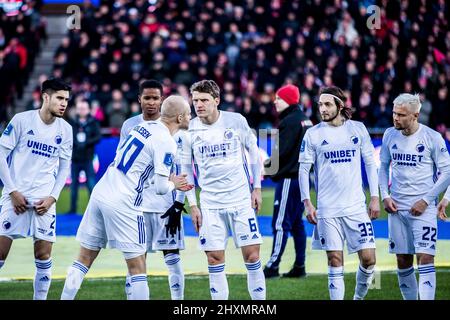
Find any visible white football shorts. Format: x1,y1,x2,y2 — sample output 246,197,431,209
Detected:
0,199,56,243
311,211,376,254
144,211,185,252
388,207,437,256
76,197,146,254
197,204,263,251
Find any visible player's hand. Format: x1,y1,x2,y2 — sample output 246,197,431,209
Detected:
438,198,449,221
368,196,380,220
304,200,317,225
170,173,194,191
9,190,28,214
190,205,202,234
410,199,428,216
34,196,56,216
251,188,262,214
383,197,398,214
161,201,186,237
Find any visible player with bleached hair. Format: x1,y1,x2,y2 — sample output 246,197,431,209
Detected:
0,78,73,300
184,80,266,300
379,93,450,300
299,86,380,300
60,96,193,300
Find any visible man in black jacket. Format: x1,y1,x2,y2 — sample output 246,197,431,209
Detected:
263,84,312,278
67,100,101,213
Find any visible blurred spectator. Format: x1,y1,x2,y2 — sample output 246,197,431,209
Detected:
67,100,101,213
43,0,449,133
418,93,432,126
373,94,392,129
105,90,129,130
0,0,47,115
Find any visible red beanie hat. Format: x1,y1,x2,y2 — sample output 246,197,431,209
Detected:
276,84,300,105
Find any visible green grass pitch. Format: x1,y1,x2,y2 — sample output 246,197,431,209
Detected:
1,236,449,300
1,187,449,299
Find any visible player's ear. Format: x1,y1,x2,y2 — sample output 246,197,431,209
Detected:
214,97,220,106
137,95,141,104
42,92,50,104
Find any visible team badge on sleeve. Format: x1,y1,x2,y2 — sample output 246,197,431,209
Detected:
300,140,306,152
3,123,13,136
163,153,175,167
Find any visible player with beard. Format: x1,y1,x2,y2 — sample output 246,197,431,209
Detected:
0,78,73,299
379,93,450,300
299,86,380,300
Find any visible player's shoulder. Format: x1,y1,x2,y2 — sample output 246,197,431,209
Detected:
188,116,201,129
123,114,143,127
12,110,35,123
58,117,73,133
420,124,442,140
122,114,143,131
305,122,323,135
380,126,396,138
222,111,247,125
346,119,369,131
174,129,188,140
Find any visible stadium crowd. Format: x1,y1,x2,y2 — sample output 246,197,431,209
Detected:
2,0,450,136
0,0,47,124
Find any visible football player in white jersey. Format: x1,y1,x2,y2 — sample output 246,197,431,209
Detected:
379,93,450,300
0,78,73,300
184,80,266,300
119,80,187,300
437,187,450,221
299,86,380,300
60,96,193,300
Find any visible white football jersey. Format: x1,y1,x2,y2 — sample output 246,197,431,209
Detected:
119,114,144,146
380,124,450,210
186,111,257,209
119,115,188,213
93,120,176,211
0,110,73,203
299,120,375,218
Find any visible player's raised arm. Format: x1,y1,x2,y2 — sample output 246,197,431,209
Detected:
360,125,380,219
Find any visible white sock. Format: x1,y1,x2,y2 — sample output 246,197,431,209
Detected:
208,263,229,300
397,267,418,300
245,260,266,300
125,273,132,300
418,263,436,300
34,258,52,300
0,260,4,269
164,253,184,300
353,264,375,300
328,266,345,300
130,274,150,300
61,261,89,300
